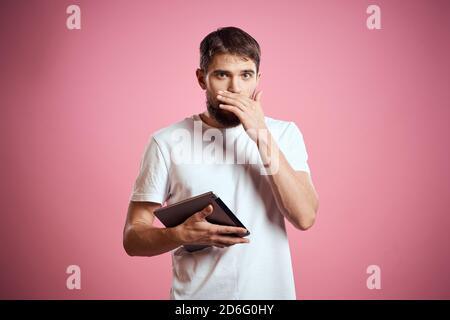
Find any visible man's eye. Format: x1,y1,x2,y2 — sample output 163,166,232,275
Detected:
242,73,252,79
218,73,227,78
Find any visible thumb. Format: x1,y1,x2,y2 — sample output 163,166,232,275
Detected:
195,204,213,220
255,90,263,102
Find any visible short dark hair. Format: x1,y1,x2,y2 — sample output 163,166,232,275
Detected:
199,26,261,74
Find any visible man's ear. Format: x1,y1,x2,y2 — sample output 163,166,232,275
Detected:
196,68,207,90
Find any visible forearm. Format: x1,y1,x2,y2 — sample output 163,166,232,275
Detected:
123,223,183,257
257,131,317,230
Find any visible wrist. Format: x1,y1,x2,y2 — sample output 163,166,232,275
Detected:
168,226,185,246
255,125,270,147
256,129,272,157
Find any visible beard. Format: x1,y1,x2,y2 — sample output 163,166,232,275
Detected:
206,92,241,128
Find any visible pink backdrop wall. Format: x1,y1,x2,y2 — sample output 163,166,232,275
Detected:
1,0,449,299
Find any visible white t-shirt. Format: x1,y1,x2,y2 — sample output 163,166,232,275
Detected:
129,114,311,300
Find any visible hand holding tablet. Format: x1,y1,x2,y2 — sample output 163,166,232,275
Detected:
154,192,250,252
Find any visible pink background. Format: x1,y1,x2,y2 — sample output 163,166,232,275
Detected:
1,0,449,299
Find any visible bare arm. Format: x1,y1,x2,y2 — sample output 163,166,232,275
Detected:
123,201,250,257
123,201,182,257
214,89,319,230
257,132,319,230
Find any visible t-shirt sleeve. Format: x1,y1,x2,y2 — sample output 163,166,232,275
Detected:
129,136,170,204
280,122,311,174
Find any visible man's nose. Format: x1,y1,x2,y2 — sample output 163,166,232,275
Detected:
228,78,242,94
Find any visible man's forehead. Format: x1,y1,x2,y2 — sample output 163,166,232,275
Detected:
209,53,256,72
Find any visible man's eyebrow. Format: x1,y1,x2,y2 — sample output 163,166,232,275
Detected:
212,69,255,75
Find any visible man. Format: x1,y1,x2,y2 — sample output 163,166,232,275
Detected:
123,26,319,299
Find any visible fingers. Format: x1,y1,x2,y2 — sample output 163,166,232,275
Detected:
218,104,245,119
209,226,250,248
218,90,258,105
217,94,247,112
189,206,251,249
212,235,250,247
216,226,248,236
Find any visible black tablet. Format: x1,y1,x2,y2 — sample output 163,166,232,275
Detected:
154,191,250,252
